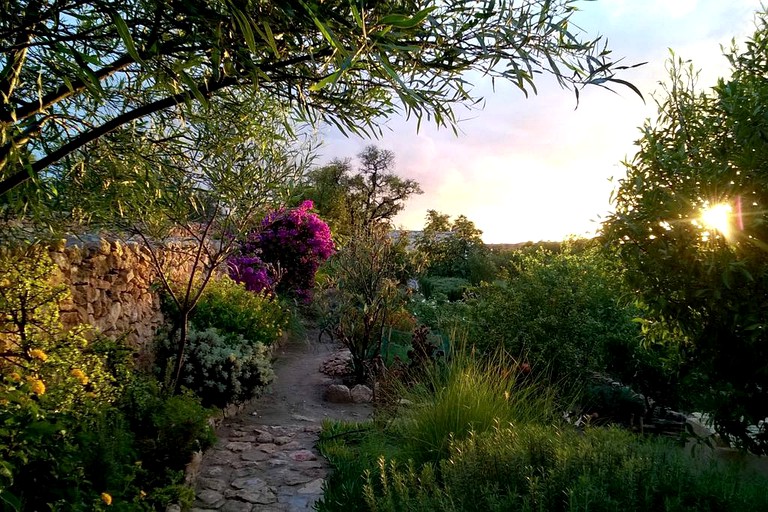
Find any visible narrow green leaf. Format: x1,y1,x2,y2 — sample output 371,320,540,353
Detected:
112,12,145,65
309,69,343,92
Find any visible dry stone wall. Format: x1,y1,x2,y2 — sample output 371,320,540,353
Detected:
47,235,218,362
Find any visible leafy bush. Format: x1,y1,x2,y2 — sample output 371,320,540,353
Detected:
321,226,406,383
418,276,470,302
319,349,768,512
165,327,275,408
449,246,657,389
0,245,126,509
191,276,288,347
0,246,215,510
363,426,768,512
391,348,559,465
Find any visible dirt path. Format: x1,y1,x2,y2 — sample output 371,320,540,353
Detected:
189,332,371,512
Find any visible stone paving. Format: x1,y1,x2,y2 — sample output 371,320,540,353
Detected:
190,336,371,511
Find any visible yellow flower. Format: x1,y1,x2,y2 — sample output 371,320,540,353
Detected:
8,372,21,382
27,378,45,395
70,368,89,385
100,492,112,505
29,349,48,361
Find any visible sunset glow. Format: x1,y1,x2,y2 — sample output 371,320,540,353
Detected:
700,203,733,238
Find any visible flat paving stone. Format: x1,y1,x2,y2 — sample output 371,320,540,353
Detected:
192,335,372,511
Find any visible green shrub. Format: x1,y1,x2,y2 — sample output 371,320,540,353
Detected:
452,246,658,389
164,327,275,408
364,425,768,512
418,276,470,302
119,376,216,481
391,348,560,465
190,276,288,347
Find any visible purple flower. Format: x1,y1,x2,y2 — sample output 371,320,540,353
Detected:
227,202,334,299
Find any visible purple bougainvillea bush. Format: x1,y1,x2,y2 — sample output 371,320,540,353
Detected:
228,200,334,299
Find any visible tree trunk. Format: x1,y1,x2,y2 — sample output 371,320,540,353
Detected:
173,309,190,393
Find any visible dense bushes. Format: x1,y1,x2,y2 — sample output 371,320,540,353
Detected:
0,247,215,510
318,350,768,512
413,244,680,402
175,327,275,408
191,276,288,347
363,426,768,512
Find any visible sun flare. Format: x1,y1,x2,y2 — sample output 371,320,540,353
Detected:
700,203,733,238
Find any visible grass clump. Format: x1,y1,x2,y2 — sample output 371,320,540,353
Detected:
391,348,559,465
319,347,768,512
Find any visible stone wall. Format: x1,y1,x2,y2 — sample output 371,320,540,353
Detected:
47,235,216,361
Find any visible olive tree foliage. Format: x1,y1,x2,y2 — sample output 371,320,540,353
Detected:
62,94,313,390
602,13,768,453
0,0,641,199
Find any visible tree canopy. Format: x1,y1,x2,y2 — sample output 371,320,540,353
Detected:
1,0,640,198
302,145,421,237
602,11,768,453
416,210,489,280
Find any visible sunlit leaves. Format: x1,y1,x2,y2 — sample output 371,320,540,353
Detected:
602,11,768,454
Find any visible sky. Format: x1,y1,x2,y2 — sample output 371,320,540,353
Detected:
317,0,761,244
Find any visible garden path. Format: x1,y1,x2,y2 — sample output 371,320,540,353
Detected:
189,331,371,512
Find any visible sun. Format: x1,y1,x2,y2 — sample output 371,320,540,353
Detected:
700,202,733,238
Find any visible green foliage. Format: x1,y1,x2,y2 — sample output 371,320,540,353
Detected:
390,347,560,466
118,376,216,482
418,276,470,302
444,245,650,388
0,247,214,510
323,226,412,382
169,327,275,408
416,210,493,282
1,0,639,199
363,426,768,512
191,276,288,347
320,349,768,512
602,12,768,452
321,226,408,382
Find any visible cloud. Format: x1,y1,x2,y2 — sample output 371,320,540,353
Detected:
318,2,762,243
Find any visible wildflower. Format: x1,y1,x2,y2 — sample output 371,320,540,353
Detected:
70,368,89,385
8,372,21,382
27,378,45,395
100,492,112,505
29,349,48,361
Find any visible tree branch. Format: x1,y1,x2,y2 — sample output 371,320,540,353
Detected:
0,75,238,195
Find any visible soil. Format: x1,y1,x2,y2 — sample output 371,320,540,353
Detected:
242,331,371,424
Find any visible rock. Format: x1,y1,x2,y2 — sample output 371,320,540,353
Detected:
351,384,373,403
290,450,318,462
166,505,182,512
221,501,253,512
225,442,252,452
254,430,274,443
325,384,352,403
686,413,716,439
197,477,227,492
297,478,325,494
231,476,267,490
196,489,225,508
319,350,353,377
224,487,277,504
290,414,316,422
